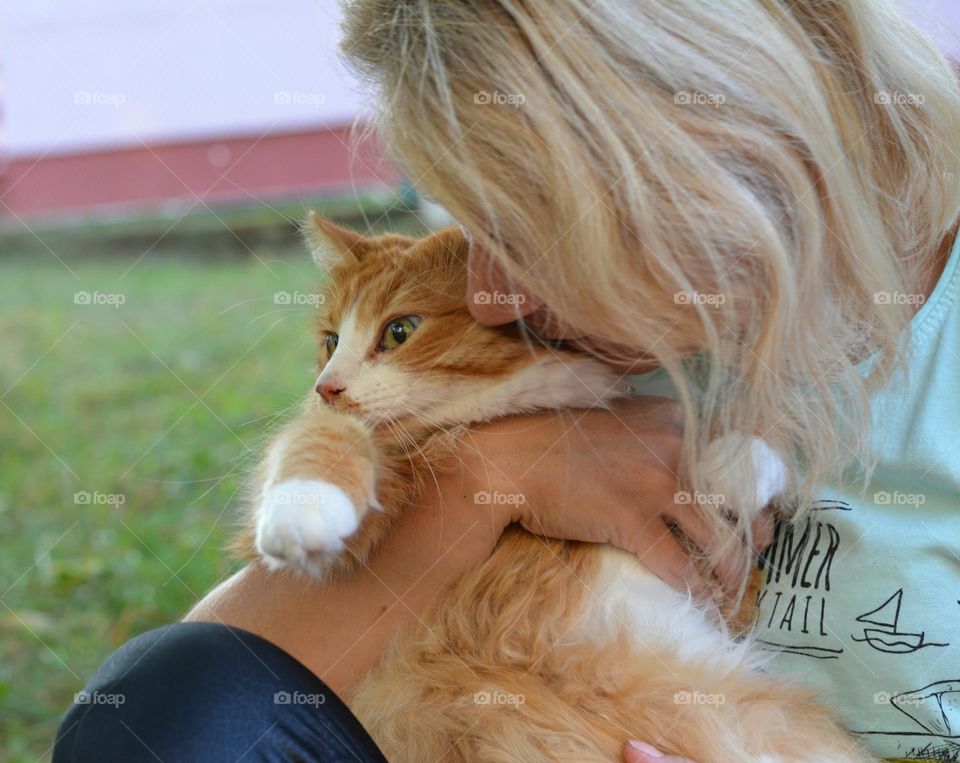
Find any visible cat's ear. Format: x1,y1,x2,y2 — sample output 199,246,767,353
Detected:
303,212,368,269
411,226,470,267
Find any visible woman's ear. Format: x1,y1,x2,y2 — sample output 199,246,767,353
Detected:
303,212,369,270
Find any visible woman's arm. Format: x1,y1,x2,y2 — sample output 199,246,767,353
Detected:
187,396,763,697
185,459,506,697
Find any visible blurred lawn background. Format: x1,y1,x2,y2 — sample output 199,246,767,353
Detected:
0,192,427,762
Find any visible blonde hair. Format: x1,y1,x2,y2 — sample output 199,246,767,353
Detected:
340,1,960,527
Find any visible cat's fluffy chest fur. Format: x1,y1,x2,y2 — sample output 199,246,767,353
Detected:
240,216,874,762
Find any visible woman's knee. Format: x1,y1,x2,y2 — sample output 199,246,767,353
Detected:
53,621,385,762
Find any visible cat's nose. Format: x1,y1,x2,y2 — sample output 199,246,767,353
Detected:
316,380,346,403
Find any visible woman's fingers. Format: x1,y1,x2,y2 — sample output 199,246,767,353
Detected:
619,520,712,599
667,506,746,598
665,506,775,598
750,509,775,553
624,740,696,762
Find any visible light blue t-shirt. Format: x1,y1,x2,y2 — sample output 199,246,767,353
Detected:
631,233,960,762
755,235,960,763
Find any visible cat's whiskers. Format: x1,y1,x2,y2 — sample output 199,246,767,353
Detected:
354,385,445,423
381,419,429,485
382,416,446,516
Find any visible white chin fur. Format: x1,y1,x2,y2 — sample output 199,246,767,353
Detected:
417,355,626,428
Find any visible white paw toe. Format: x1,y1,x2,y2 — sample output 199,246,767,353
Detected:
255,479,359,577
701,435,788,519
750,438,788,511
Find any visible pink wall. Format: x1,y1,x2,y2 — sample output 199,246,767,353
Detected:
1,126,398,219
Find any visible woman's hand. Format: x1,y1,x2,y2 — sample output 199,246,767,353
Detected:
460,396,772,599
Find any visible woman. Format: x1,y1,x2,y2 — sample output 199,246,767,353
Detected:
55,1,960,761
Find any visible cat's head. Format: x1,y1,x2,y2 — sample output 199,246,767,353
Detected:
304,213,626,427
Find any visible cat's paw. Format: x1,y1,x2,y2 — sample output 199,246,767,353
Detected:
701,435,788,519
255,479,360,578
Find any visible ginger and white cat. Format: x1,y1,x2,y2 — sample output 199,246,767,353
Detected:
242,215,874,762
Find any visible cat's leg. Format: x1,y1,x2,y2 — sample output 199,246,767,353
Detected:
246,400,394,579
695,435,788,628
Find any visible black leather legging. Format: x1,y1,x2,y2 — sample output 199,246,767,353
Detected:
52,622,388,762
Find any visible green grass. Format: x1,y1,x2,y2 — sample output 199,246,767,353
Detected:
0,247,341,761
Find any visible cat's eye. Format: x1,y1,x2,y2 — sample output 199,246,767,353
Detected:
379,316,421,351
324,333,339,358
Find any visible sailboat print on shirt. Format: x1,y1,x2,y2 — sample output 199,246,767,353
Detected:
851,589,949,654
